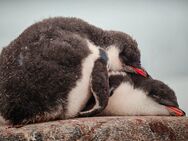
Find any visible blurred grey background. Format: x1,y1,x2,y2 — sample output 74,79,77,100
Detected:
0,0,187,114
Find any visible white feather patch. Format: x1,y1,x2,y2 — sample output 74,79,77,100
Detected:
108,71,127,77
101,82,170,116
65,40,100,118
106,45,123,71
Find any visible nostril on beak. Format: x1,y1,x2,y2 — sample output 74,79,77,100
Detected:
166,106,186,116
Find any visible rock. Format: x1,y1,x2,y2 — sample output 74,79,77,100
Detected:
0,116,187,141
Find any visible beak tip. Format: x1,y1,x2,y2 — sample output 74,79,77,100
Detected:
166,106,186,117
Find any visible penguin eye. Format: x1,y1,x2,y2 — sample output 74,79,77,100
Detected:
152,94,160,99
119,53,141,68
119,54,128,64
120,44,141,67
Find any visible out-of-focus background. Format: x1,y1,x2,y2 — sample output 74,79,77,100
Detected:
0,0,187,113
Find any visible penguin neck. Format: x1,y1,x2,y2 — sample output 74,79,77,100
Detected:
127,73,151,89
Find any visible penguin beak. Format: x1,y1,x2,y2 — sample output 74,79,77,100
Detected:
166,106,186,116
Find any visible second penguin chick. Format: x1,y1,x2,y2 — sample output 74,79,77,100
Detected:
99,71,185,116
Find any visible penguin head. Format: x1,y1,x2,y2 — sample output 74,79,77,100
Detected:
147,79,185,116
106,31,141,71
119,41,141,69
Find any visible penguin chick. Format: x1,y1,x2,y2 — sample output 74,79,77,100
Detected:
0,17,141,125
0,29,109,126
20,17,141,71
100,71,185,116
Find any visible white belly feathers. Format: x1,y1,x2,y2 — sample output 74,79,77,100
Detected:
65,40,100,118
102,79,169,116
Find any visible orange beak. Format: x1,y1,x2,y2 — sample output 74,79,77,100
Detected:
166,106,185,116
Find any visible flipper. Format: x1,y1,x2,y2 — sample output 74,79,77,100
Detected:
79,52,109,116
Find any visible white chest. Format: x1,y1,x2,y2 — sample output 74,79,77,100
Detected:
102,82,170,116
65,40,100,118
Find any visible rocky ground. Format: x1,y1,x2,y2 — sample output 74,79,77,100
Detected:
0,116,187,141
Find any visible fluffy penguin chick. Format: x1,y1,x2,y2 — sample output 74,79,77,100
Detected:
100,71,185,116
0,17,141,126
0,30,109,125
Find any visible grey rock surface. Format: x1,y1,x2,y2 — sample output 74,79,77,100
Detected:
0,116,187,141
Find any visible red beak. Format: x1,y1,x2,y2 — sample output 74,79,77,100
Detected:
166,106,185,116
130,66,148,77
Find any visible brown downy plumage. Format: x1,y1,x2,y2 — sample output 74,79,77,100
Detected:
0,17,141,126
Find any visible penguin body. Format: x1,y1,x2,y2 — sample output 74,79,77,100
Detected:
0,25,109,125
0,17,141,125
99,71,185,116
